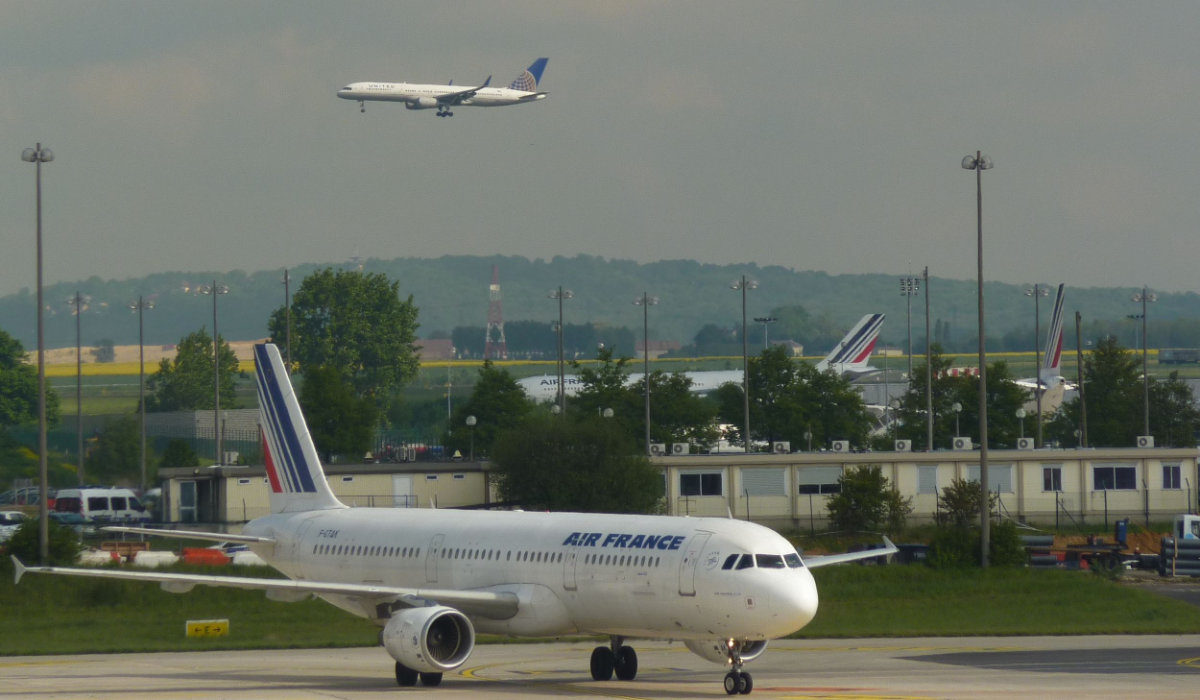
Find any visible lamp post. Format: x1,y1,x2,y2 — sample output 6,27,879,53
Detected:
465,415,476,462
198,281,229,464
952,401,962,438
548,287,573,414
282,268,292,374
129,297,154,492
753,316,777,351
923,266,933,452
634,292,658,456
22,142,53,565
67,292,90,485
731,276,758,452
1024,284,1049,447
900,275,920,380
1076,311,1088,448
962,150,993,567
1132,287,1157,438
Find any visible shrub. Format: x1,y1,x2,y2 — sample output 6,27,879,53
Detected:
5,518,82,566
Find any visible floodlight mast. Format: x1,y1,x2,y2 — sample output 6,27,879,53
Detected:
962,150,993,567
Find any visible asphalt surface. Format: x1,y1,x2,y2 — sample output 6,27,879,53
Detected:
3,636,1200,698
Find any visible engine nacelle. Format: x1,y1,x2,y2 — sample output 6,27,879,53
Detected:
405,96,439,110
381,606,475,673
683,639,769,666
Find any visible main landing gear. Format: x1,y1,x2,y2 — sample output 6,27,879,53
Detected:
436,107,454,117
722,638,753,695
358,100,365,113
589,636,638,681
394,661,442,687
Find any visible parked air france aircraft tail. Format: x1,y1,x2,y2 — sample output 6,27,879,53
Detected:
1016,284,1070,391
338,58,549,116
813,313,886,375
13,343,893,694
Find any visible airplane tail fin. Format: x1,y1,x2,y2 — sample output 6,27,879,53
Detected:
254,343,345,514
1039,284,1066,387
815,313,885,374
509,57,548,92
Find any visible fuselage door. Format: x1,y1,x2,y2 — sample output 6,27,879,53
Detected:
563,549,578,591
290,517,316,580
677,531,712,596
425,533,444,584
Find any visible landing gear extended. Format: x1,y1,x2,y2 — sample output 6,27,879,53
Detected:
394,661,442,688
436,106,454,117
589,636,638,682
723,638,754,695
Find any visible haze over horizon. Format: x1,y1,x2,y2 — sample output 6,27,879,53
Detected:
4,3,1200,300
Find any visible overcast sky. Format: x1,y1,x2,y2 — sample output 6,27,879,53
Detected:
2,2,1199,300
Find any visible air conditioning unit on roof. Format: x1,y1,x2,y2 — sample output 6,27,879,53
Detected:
952,437,973,451
649,443,666,456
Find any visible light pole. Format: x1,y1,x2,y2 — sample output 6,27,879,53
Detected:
753,316,777,351
900,275,920,380
962,150,993,567
22,142,53,565
952,401,962,438
465,415,476,462
67,292,90,485
198,281,229,464
1132,287,1157,438
129,297,154,492
282,268,292,374
548,287,573,414
1076,311,1088,447
731,276,758,452
923,266,933,452
1024,284,1049,447
634,292,658,456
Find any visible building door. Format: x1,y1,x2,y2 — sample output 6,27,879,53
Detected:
392,475,413,508
179,481,197,523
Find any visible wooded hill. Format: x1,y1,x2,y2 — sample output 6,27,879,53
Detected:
2,254,1198,355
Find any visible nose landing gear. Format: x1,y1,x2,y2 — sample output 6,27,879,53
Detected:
723,638,753,695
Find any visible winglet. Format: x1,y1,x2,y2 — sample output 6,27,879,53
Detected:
12,555,27,585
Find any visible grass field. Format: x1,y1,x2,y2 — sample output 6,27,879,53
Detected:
3,557,1199,656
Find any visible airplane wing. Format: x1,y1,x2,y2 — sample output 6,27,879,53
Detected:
11,556,519,619
102,526,275,545
437,76,491,106
803,537,898,569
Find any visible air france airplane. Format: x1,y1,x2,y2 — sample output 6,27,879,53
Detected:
13,343,893,695
517,313,886,402
1015,284,1071,391
338,58,548,116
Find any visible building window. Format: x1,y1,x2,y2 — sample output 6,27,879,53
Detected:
680,472,723,496
342,476,354,482
1093,464,1136,490
1164,463,1182,490
426,475,439,481
917,466,938,495
967,464,1013,493
741,468,785,496
797,466,842,495
1043,466,1062,492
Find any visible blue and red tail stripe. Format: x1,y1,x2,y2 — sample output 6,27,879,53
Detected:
830,314,885,365
1043,284,1066,371
254,344,317,494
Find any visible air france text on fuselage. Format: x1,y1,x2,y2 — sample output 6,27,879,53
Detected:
562,532,685,550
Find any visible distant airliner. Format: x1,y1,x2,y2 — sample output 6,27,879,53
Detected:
1015,284,1071,391
338,58,549,116
14,343,893,695
517,313,886,402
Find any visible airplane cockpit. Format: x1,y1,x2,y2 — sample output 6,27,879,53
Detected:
720,552,805,570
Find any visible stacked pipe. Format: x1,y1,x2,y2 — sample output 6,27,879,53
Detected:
1158,537,1200,577
1021,535,1058,569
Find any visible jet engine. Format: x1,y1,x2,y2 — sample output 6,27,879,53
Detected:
381,606,475,673
405,97,440,110
683,639,768,666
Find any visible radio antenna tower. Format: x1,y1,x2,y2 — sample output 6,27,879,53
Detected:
484,265,508,359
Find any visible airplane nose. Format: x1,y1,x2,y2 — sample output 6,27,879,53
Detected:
775,569,819,631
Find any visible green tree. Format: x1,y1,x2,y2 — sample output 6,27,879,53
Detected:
84,415,143,485
158,438,198,469
0,327,60,429
91,339,115,363
631,371,720,447
1047,335,1140,447
937,477,998,528
7,517,81,566
267,268,420,402
825,464,912,534
894,345,959,451
444,361,532,459
145,328,239,412
491,412,664,513
298,365,380,462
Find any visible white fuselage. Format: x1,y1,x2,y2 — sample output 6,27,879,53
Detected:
337,82,545,108
245,507,818,640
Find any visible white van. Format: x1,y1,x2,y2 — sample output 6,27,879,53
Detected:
54,488,150,523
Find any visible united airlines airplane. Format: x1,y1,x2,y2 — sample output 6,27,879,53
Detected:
13,343,893,695
338,58,548,116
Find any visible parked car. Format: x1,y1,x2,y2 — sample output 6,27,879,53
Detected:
0,510,29,543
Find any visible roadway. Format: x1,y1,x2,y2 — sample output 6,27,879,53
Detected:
3,635,1199,698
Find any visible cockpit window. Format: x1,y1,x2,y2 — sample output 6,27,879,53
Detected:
755,554,786,569
721,554,739,570
784,553,804,568
734,554,755,570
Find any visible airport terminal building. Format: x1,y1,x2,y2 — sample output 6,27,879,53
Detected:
159,446,1198,530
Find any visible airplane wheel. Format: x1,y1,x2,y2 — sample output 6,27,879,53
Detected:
590,646,614,681
739,671,753,694
724,671,740,695
395,661,419,687
614,645,638,681
419,672,443,687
